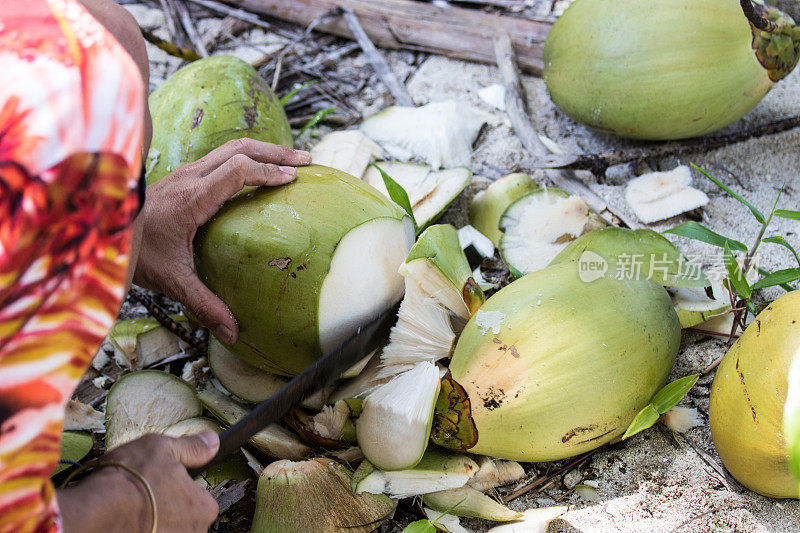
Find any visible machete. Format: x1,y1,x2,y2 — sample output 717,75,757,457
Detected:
187,302,400,477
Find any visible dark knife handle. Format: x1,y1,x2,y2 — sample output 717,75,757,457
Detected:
186,302,399,478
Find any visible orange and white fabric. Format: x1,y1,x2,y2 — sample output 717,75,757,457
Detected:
0,0,144,531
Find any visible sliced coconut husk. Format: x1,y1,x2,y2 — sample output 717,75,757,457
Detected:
108,316,188,369
197,386,310,460
400,224,485,319
423,508,470,533
352,449,479,498
468,457,526,492
341,351,376,379
363,162,472,229
285,402,356,448
329,347,389,403
356,361,441,470
486,507,567,532
208,337,287,403
328,445,365,466
360,100,488,169
625,165,709,224
422,486,522,521
105,370,202,450
469,173,539,247
252,458,395,533
63,400,104,431
54,431,94,475
310,130,384,178
669,285,730,329
378,286,456,374
499,188,605,278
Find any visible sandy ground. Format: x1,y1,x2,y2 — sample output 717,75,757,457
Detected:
123,2,800,531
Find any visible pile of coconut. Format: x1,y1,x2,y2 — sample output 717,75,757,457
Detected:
60,50,800,533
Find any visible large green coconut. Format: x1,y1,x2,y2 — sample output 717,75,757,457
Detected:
431,261,681,461
194,165,414,376
146,55,292,184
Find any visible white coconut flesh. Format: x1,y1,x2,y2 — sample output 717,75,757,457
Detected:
400,259,470,319
363,162,472,228
668,286,730,329
356,361,441,471
468,457,526,492
354,450,479,498
378,284,456,374
310,130,383,178
135,326,185,368
359,100,488,169
197,386,310,460
318,216,415,354
625,165,709,224
486,507,567,533
499,191,593,275
208,337,287,403
329,349,390,403
310,401,351,440
105,370,202,450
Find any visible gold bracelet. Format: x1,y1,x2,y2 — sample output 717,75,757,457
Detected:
61,459,158,533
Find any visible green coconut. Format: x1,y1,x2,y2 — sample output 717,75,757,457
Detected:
54,431,93,475
710,291,800,499
543,0,800,140
469,173,539,248
194,165,414,376
431,261,681,461
146,55,292,184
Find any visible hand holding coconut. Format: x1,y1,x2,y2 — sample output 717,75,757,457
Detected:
132,138,311,344
57,431,220,533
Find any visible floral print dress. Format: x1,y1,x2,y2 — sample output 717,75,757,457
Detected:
0,1,144,531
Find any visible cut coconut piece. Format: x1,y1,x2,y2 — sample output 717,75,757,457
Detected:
197,386,310,460
423,486,522,521
691,310,748,338
64,400,104,431
208,337,287,403
662,406,703,433
400,224,485,319
54,431,94,475
378,285,456,373
468,457,526,492
105,370,202,450
310,130,384,178
499,188,605,277
360,100,488,169
458,225,495,266
341,351,376,379
108,316,188,369
486,507,567,532
423,508,471,533
328,445,365,465
364,162,473,229
478,84,506,110
352,449,479,498
356,361,441,470
669,286,730,329
252,458,395,533
286,402,356,447
470,174,540,247
626,166,709,224
329,348,390,403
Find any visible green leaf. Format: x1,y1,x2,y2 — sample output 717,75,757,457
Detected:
691,164,765,223
763,236,800,265
651,374,700,414
723,242,752,299
372,163,418,233
622,404,660,440
775,209,800,221
756,267,797,293
402,520,437,533
664,221,747,252
785,354,800,496
294,107,336,139
280,80,317,106
751,268,800,290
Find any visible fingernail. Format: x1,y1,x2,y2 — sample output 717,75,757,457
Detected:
295,150,312,163
199,431,218,450
214,324,234,344
279,165,297,176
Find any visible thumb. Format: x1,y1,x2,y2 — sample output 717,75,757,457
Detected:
172,273,239,344
168,431,219,468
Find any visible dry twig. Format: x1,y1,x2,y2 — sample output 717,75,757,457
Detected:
128,286,206,351
141,28,202,61
168,0,209,57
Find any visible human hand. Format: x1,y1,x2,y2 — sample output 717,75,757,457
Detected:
133,139,311,343
58,431,220,533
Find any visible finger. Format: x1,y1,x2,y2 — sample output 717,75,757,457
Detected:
192,138,311,174
195,486,220,527
194,154,296,224
170,273,239,344
166,431,219,469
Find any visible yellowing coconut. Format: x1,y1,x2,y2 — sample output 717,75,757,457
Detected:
710,291,800,499
431,261,681,461
543,0,800,140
